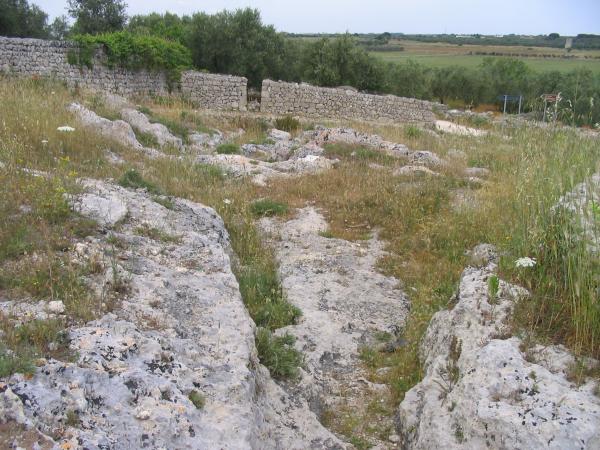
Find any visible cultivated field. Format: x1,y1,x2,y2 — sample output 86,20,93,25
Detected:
369,39,600,72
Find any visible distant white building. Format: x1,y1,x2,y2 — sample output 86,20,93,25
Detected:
565,37,573,49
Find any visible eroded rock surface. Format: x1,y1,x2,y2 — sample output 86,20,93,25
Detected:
308,127,411,158
555,172,600,255
261,207,410,447
121,108,183,150
397,246,600,450
67,103,163,158
1,179,342,450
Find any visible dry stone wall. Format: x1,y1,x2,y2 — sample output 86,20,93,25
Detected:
0,37,247,111
261,79,439,124
181,71,247,110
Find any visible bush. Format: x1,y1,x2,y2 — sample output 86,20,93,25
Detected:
250,199,288,217
216,143,240,155
70,32,192,88
118,169,163,195
255,327,302,379
274,115,300,132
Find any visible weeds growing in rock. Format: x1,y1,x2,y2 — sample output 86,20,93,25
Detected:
255,327,302,379
134,224,181,243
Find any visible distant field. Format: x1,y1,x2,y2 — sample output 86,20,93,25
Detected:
371,52,600,72
369,40,600,73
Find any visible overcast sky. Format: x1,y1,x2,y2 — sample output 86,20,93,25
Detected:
34,0,599,35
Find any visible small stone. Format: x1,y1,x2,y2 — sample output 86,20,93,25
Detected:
135,409,151,420
47,300,65,314
268,129,291,141
388,434,400,443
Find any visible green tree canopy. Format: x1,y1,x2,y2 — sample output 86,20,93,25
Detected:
187,8,290,88
0,0,49,38
68,0,127,35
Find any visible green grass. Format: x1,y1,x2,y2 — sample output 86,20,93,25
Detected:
238,265,301,330
0,318,70,377
134,224,181,243
250,199,289,217
323,143,396,164
255,328,302,379
275,115,301,132
133,128,159,148
370,52,600,73
118,169,164,195
216,143,240,155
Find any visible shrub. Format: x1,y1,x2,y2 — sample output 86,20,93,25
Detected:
250,199,288,217
216,143,240,155
118,169,163,195
404,124,423,138
70,32,192,88
275,115,300,132
255,327,302,379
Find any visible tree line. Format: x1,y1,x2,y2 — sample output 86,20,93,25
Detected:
1,0,599,126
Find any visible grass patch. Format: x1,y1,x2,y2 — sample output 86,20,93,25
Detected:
404,124,423,139
255,327,302,379
323,143,395,164
135,106,190,143
134,224,181,243
238,266,301,330
275,115,301,133
152,196,176,210
250,199,288,218
133,128,159,148
118,169,164,195
216,143,240,155
0,318,70,377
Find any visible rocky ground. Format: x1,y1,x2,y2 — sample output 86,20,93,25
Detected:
397,244,600,450
260,207,410,448
1,92,599,449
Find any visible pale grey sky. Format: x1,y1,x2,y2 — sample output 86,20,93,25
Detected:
34,0,599,35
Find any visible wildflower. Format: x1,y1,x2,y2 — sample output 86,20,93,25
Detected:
515,257,536,268
41,139,48,145
223,199,232,205
57,126,75,132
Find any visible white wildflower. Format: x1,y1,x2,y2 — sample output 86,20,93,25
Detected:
41,139,48,144
223,199,232,205
57,126,75,132
515,257,536,268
